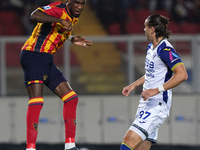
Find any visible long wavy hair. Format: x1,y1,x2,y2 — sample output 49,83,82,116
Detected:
147,14,172,39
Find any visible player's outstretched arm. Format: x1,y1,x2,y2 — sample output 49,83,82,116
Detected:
71,36,93,48
122,75,145,97
30,9,72,31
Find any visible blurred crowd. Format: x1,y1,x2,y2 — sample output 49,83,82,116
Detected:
0,0,54,35
89,0,200,33
0,0,199,35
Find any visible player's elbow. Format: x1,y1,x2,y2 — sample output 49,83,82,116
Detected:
183,72,188,81
181,72,188,82
30,9,42,22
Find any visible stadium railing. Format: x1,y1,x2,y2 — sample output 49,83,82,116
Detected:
0,35,199,96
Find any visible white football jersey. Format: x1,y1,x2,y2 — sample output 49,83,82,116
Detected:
142,39,184,113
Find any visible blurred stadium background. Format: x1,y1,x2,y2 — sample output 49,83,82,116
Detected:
0,0,200,149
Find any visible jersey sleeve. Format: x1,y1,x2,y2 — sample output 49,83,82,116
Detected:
38,5,63,18
158,47,184,71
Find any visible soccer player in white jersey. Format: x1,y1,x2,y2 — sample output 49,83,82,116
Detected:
120,14,188,150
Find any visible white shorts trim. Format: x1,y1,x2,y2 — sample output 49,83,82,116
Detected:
129,125,146,141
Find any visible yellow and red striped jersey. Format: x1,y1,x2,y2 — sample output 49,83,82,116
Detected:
22,1,78,54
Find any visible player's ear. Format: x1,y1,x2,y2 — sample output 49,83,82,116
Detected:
150,26,155,34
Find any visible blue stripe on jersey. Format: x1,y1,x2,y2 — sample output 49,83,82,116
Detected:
147,43,152,52
163,66,173,103
163,91,168,103
57,3,66,8
157,41,175,104
35,23,52,52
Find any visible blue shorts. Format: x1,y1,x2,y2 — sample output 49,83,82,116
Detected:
20,50,67,91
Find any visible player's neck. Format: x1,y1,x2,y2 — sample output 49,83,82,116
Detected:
152,37,164,49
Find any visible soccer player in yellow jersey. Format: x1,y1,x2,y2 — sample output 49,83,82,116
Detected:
20,1,92,150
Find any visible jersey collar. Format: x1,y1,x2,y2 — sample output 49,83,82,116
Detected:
65,3,77,20
153,38,166,50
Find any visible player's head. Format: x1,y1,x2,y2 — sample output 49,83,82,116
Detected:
67,0,86,18
145,14,172,39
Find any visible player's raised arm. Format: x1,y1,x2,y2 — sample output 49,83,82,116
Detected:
30,9,72,31
31,9,61,23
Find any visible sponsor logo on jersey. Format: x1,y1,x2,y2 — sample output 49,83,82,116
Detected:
43,5,51,10
163,48,171,51
145,58,155,78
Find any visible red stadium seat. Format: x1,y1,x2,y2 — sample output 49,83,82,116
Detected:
155,10,170,18
117,42,127,53
168,22,181,34
4,24,24,35
174,41,191,54
0,11,24,35
135,9,151,23
125,22,144,34
6,43,23,67
0,11,20,25
197,23,200,33
108,22,121,35
0,27,4,35
180,22,198,34
70,50,80,66
127,8,137,22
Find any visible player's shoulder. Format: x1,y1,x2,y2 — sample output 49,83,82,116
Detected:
157,39,175,54
44,1,66,9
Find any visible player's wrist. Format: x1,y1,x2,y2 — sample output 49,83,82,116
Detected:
67,35,74,42
59,18,65,24
158,85,165,93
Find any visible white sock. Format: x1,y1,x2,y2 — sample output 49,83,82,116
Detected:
65,143,76,149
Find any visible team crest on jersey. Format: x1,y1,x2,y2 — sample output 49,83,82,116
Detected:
43,5,51,10
33,123,38,132
43,75,48,81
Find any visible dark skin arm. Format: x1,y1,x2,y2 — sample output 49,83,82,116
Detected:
30,9,72,31
30,9,93,47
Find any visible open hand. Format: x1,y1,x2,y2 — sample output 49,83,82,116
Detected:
71,36,93,48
